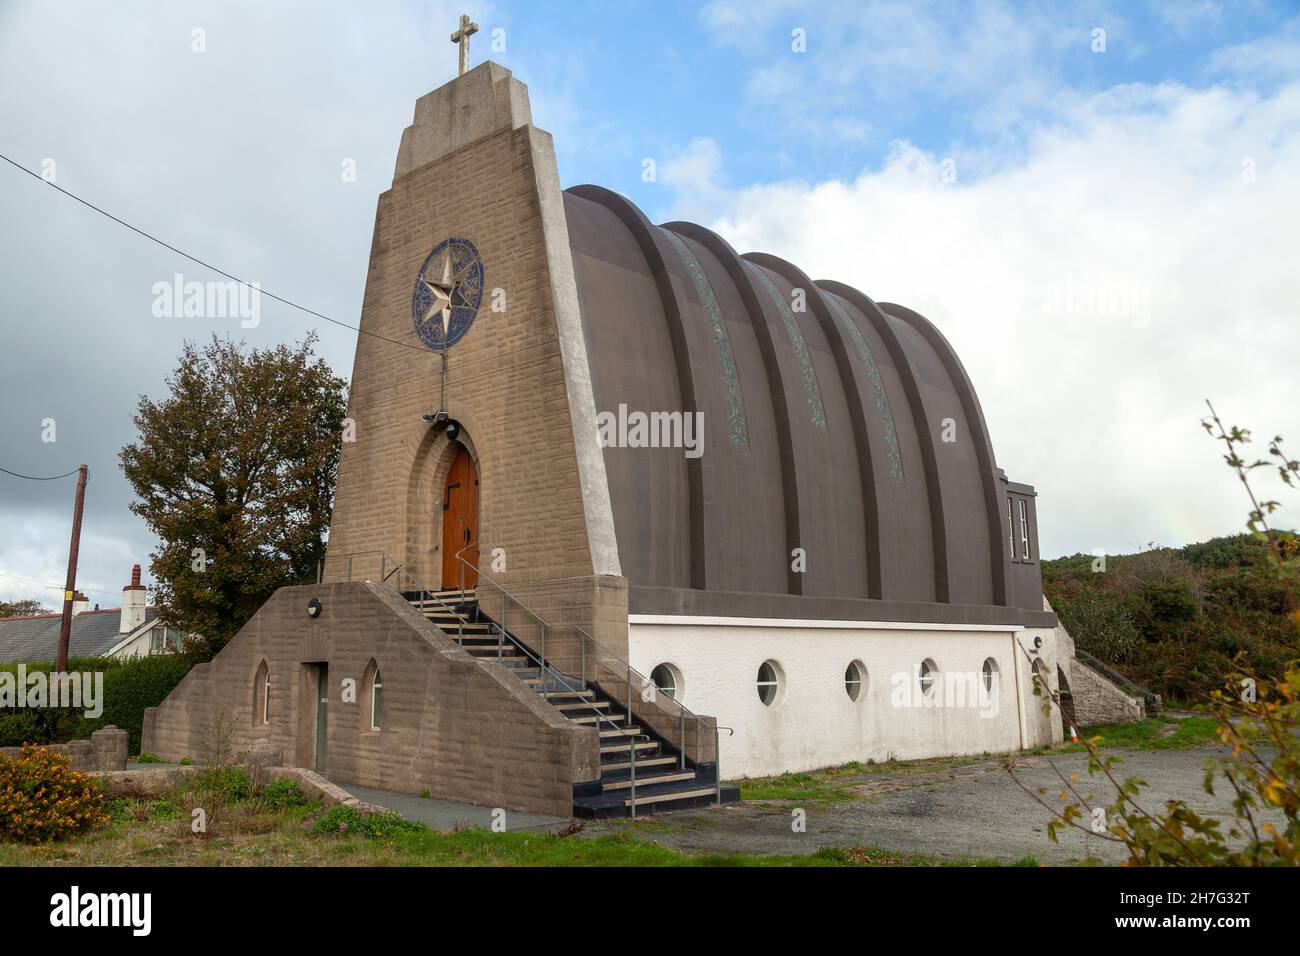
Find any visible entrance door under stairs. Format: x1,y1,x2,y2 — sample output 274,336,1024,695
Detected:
441,445,479,589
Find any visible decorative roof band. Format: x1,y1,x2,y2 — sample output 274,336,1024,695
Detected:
665,230,749,449
825,293,904,480
748,263,826,429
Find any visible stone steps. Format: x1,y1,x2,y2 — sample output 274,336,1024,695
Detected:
403,589,741,817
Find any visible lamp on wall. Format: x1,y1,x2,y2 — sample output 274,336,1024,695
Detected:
421,410,461,441
307,597,322,618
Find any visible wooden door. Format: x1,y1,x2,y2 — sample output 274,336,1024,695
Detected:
441,445,479,589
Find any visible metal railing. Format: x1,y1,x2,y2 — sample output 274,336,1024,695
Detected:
453,550,719,781
321,548,727,806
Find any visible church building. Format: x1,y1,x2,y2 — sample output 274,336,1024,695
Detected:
143,47,1090,818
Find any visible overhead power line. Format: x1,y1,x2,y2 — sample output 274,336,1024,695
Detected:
0,571,117,600
0,465,80,481
0,151,428,354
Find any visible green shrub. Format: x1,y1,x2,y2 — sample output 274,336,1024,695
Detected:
0,710,49,749
148,798,182,821
260,778,306,809
135,752,162,764
1058,595,1142,663
1044,532,1297,702
75,654,194,753
0,745,109,843
0,654,193,753
196,766,251,803
1139,579,1198,629
103,797,133,824
310,804,428,838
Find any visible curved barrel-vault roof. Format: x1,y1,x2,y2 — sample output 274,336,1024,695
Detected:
563,185,1041,623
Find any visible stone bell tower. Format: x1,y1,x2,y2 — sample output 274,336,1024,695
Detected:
323,61,625,652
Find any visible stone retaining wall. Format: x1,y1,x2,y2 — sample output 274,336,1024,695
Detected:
1069,658,1146,725
142,581,600,817
0,726,127,772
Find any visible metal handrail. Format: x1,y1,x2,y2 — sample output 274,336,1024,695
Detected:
454,552,717,773
330,551,652,777
322,548,723,792
456,553,707,721
454,575,654,814
392,565,468,643
714,726,735,806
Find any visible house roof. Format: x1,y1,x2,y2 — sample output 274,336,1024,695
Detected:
0,607,159,663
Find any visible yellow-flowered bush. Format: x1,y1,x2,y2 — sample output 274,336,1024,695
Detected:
0,744,109,843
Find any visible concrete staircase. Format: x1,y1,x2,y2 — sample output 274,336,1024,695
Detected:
405,587,740,818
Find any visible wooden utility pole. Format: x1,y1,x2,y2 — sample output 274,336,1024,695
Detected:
54,464,88,673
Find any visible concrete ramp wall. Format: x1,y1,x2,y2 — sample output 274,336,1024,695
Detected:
1045,596,1150,728
142,582,600,816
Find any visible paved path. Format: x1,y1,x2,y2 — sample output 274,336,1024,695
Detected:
587,744,1272,865
341,784,568,833
336,744,1275,864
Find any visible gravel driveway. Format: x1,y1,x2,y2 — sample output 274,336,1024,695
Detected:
588,744,1266,865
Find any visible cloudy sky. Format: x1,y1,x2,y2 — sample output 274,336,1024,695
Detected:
1,0,1297,607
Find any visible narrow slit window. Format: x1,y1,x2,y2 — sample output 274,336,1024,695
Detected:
1018,499,1031,560
1007,497,1015,557
255,661,270,726
370,670,383,730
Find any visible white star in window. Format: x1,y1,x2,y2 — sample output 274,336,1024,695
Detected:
420,253,456,338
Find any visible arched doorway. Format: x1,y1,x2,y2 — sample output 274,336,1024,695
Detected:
441,444,479,590
1057,665,1077,736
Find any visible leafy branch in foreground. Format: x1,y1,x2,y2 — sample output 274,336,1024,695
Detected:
1005,404,1300,865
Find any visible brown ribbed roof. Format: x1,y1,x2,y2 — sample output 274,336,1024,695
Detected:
564,185,1043,620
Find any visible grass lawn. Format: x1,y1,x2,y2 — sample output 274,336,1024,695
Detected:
734,753,1010,804
0,786,1030,867
17,718,1222,868
1059,715,1223,753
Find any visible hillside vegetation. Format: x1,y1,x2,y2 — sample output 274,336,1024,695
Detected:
1043,532,1298,703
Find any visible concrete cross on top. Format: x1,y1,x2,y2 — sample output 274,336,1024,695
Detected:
450,14,479,76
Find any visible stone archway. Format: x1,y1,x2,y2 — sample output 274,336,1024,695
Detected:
440,444,479,589
404,425,482,589
1056,664,1077,736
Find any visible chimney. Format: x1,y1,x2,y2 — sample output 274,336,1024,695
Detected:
120,564,147,633
71,591,91,615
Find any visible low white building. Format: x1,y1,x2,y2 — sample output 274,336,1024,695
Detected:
628,614,1067,779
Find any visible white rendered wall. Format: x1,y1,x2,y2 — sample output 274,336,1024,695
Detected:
106,630,152,660
628,616,1065,779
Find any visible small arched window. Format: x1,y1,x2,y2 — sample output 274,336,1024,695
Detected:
918,659,938,700
756,660,781,706
650,663,681,701
1032,658,1051,696
981,658,999,695
254,660,270,725
845,661,867,702
370,669,383,731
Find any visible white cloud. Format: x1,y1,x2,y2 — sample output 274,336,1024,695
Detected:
656,137,734,223
1152,0,1224,37
1207,20,1300,83
664,79,1300,557
698,0,1125,140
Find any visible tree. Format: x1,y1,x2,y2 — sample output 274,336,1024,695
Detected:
120,334,347,653
1007,404,1300,865
0,600,52,618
